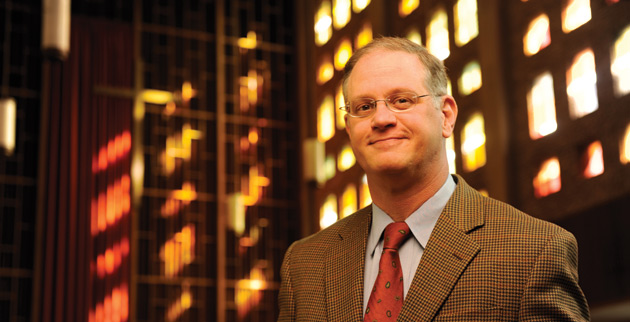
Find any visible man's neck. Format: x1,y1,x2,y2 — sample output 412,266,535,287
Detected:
368,168,450,222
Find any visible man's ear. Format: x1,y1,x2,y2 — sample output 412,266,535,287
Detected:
441,95,458,138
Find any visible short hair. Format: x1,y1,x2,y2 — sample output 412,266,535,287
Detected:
342,37,448,107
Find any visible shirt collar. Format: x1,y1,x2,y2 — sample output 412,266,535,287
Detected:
367,175,457,256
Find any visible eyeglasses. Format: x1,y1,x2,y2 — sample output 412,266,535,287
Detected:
340,92,431,118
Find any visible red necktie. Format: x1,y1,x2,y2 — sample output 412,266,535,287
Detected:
364,222,411,321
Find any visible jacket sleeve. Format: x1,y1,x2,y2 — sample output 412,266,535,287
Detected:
519,229,590,321
277,242,296,322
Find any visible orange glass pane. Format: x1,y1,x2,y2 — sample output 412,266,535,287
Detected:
341,184,357,218
317,57,334,85
360,174,372,207
317,96,335,142
399,0,419,17
582,141,604,178
355,23,373,49
620,124,630,164
334,38,353,70
533,158,561,198
461,112,486,172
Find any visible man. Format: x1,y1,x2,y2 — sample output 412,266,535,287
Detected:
278,37,590,321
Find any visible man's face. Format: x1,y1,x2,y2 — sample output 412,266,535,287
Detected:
344,49,456,178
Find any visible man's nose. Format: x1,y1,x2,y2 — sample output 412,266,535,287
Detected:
371,100,397,129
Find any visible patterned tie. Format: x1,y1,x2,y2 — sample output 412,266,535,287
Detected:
364,222,411,322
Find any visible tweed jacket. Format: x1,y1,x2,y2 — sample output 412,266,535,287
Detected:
278,176,590,321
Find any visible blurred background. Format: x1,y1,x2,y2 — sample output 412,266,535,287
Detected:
0,0,629,321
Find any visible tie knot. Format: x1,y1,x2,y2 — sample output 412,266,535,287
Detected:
383,222,411,250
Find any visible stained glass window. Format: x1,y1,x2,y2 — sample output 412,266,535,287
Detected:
458,61,482,96
318,96,335,142
454,0,479,47
533,158,561,198
341,184,357,218
399,0,419,17
461,112,487,172
317,57,334,85
334,38,353,70
338,144,356,171
524,14,551,56
427,8,450,60
582,141,604,178
611,25,630,97
567,49,598,119
320,194,338,229
333,0,351,29
527,72,557,139
562,0,591,33
315,1,333,46
356,23,373,49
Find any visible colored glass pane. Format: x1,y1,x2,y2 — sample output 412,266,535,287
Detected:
427,8,450,60
317,96,335,142
533,158,561,198
454,0,479,47
461,112,486,172
458,61,482,96
527,72,557,139
524,14,550,56
567,49,598,119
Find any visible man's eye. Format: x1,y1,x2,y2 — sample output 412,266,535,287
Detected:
392,97,411,104
355,104,372,111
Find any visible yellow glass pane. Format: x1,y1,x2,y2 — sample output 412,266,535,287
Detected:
611,25,630,97
454,0,479,47
353,0,371,13
320,195,338,229
458,61,482,96
360,174,372,208
334,38,353,70
562,0,591,33
337,144,356,171
447,78,453,95
524,14,551,56
399,0,419,17
333,0,351,29
341,184,357,218
324,154,336,181
317,57,334,85
461,112,486,172
582,141,604,178
315,1,333,46
621,124,630,164
567,49,598,119
335,85,346,129
533,158,561,198
318,96,335,142
446,136,457,174
406,28,422,45
355,23,373,49
427,8,450,60
527,72,557,139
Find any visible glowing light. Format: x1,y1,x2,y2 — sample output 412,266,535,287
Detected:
355,23,373,49
562,0,591,33
242,166,270,206
335,85,346,130
524,14,551,56
334,38,353,70
399,0,419,17
341,184,357,218
406,28,422,45
461,113,486,172
533,158,561,198
248,128,259,144
333,0,351,29
0,98,16,156
238,31,257,49
353,0,370,12
318,96,335,142
427,8,450,60
337,144,356,171
621,124,630,164
458,61,482,96
92,131,132,173
315,1,333,46
567,49,598,119
141,89,173,104
160,182,197,217
320,195,338,229
166,287,193,322
446,136,457,174
527,72,557,139
160,124,203,175
88,283,129,322
582,141,604,178
324,154,336,181
317,58,335,85
91,175,131,236
180,81,196,104
236,264,268,319
611,25,630,97
360,175,372,208
94,238,130,278
160,225,196,277
454,0,479,47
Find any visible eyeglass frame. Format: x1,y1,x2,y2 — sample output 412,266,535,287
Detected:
339,92,433,118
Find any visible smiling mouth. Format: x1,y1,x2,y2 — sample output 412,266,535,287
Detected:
369,137,405,145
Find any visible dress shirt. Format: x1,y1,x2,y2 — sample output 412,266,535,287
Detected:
363,175,457,314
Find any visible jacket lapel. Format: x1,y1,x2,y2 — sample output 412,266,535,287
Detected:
325,207,372,321
398,177,484,321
